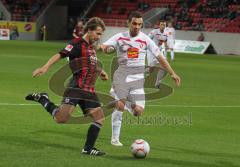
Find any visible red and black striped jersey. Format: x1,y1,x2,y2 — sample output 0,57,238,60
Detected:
59,37,101,93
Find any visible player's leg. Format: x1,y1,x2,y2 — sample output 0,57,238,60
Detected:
111,100,136,146
129,88,145,116
109,86,127,146
81,107,105,155
54,104,75,123
25,92,60,117
111,99,125,146
111,108,123,146
80,92,106,156
25,92,76,122
168,40,175,61
155,68,167,89
170,48,174,61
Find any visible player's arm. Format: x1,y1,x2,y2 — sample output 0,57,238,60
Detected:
32,53,61,77
100,34,119,54
33,42,74,77
156,55,180,87
99,70,108,80
147,36,180,86
100,44,116,54
96,65,108,81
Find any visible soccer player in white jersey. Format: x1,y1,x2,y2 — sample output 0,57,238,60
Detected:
101,11,180,146
164,21,175,61
148,20,168,88
148,20,168,58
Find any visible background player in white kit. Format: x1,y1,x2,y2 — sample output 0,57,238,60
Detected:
148,20,168,88
101,11,180,146
164,20,176,61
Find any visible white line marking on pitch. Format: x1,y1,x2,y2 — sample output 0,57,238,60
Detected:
0,103,240,108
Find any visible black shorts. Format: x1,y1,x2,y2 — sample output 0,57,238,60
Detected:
62,87,101,114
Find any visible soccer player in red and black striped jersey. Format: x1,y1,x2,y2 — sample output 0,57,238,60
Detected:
25,17,108,156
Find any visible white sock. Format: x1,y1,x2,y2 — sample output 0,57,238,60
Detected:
170,51,174,60
111,109,123,141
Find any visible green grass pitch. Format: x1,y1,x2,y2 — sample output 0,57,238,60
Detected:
0,40,240,167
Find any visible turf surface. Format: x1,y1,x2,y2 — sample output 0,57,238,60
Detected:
0,40,240,167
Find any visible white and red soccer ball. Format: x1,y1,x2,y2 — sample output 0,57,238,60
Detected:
131,139,150,158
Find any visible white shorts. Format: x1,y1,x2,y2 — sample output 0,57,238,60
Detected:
110,87,145,109
167,39,175,49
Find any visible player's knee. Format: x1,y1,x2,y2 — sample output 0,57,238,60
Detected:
55,117,69,124
116,100,125,111
133,105,144,116
92,108,105,125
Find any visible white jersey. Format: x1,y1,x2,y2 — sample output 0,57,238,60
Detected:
148,29,168,50
164,27,175,49
103,31,161,68
104,31,162,107
164,27,175,40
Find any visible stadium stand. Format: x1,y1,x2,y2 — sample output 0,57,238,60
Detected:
1,0,48,21
91,0,240,33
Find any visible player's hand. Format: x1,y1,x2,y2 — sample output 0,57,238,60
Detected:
32,66,48,77
95,44,101,51
99,70,108,80
99,44,105,51
171,73,181,87
100,44,115,54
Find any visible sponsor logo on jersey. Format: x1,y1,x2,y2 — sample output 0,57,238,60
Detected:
65,44,73,51
127,47,139,58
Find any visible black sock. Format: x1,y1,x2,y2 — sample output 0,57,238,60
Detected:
84,122,102,150
39,96,58,116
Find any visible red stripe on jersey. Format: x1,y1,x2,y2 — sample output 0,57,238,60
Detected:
135,39,147,46
84,46,93,88
78,43,96,93
117,37,130,41
78,68,87,88
87,47,97,93
85,47,91,86
78,43,88,88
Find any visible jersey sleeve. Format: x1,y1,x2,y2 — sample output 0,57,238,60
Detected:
103,33,120,49
59,41,75,58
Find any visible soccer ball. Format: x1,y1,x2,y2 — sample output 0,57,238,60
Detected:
131,139,150,158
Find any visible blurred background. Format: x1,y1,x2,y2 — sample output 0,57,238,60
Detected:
0,0,239,55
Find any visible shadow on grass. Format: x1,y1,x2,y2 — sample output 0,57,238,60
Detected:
30,129,85,140
0,135,80,152
157,146,240,160
105,155,239,167
1,135,239,167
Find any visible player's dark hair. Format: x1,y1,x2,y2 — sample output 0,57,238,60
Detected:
128,11,143,22
159,20,165,23
84,17,105,34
